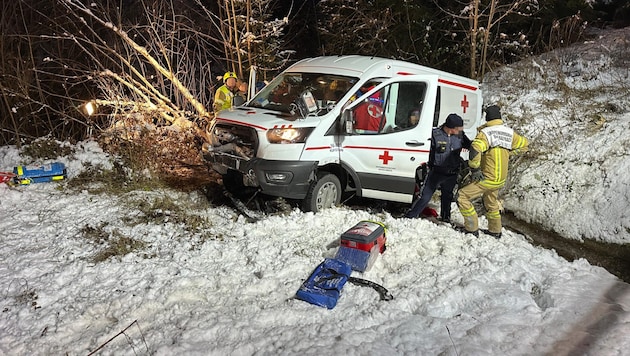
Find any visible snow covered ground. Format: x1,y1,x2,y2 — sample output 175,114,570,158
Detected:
485,26,630,244
1,28,629,355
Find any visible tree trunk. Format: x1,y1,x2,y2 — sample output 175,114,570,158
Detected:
229,0,243,77
64,2,212,120
246,0,252,79
480,0,497,81
470,0,479,79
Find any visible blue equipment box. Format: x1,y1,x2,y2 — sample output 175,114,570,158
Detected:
13,162,67,185
334,245,380,273
295,258,352,309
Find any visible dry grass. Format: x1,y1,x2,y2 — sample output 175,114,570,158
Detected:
124,194,212,233
65,124,225,261
3,279,40,312
80,223,149,263
20,138,75,161
98,123,219,191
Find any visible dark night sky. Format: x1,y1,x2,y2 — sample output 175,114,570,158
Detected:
276,0,321,58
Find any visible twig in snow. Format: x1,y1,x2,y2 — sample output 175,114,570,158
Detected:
87,319,149,355
445,325,459,356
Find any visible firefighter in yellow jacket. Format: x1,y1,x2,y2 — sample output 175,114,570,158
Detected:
457,105,529,238
213,71,238,113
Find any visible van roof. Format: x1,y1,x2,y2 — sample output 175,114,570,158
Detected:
287,55,478,88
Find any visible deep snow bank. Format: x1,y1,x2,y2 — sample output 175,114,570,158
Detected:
482,27,630,243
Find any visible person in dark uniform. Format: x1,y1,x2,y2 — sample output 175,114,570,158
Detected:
404,113,472,222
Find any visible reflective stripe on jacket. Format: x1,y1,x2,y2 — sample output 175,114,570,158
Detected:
469,119,529,188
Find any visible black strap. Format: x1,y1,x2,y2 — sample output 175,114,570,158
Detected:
316,268,348,288
223,189,262,223
347,277,394,301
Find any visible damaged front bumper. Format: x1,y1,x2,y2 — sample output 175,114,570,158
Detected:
203,146,318,200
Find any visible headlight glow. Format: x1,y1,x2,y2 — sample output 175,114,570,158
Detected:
267,127,314,144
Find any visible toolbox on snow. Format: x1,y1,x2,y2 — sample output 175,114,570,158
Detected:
339,220,386,253
295,220,390,309
335,220,387,272
12,162,67,185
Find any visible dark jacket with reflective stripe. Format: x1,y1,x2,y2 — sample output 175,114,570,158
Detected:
429,127,472,175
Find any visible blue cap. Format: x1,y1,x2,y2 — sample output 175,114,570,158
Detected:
445,113,464,128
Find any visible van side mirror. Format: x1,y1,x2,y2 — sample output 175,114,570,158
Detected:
342,110,354,134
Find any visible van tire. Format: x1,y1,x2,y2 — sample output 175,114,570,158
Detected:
303,173,341,212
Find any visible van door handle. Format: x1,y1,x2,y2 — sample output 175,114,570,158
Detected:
405,140,425,146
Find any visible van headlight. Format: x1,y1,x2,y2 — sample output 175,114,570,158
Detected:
266,127,314,144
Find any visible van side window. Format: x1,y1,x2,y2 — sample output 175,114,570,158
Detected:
392,82,426,131
348,81,427,135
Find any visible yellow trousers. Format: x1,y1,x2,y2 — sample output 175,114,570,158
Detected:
457,182,502,234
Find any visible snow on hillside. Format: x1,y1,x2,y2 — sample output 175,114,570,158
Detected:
483,26,630,243
1,28,630,355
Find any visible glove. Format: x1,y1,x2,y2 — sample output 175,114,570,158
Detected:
471,168,484,182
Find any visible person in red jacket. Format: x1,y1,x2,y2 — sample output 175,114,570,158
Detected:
352,82,384,132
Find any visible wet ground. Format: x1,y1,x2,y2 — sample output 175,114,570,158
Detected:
502,212,630,284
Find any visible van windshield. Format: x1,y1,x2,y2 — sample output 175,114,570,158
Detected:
248,72,358,116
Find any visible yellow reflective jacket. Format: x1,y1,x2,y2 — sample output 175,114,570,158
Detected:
469,119,529,189
213,85,235,112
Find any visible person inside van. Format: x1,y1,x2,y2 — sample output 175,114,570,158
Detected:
391,107,420,132
403,105,422,129
393,83,426,130
404,113,472,222
351,82,384,132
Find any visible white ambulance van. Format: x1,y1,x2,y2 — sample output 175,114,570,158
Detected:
203,55,482,212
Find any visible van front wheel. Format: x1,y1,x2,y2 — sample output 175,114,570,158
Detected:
303,173,341,212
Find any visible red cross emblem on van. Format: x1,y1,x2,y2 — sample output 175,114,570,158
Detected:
461,95,469,113
379,151,393,165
